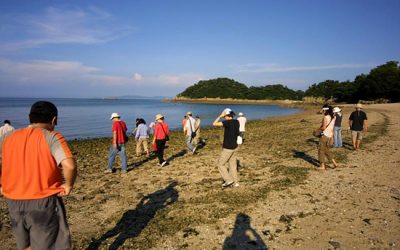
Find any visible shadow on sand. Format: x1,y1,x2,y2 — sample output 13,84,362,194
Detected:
223,213,268,250
127,154,156,170
86,181,179,250
166,149,187,163
292,150,319,167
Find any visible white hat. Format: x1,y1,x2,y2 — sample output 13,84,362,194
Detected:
355,103,362,108
223,108,235,116
333,107,341,113
224,108,235,116
238,112,244,116
110,112,120,120
155,114,164,120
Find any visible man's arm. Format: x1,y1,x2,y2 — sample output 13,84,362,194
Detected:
213,112,225,127
112,130,117,148
152,125,157,144
58,158,77,196
183,122,188,135
363,120,368,133
0,158,2,195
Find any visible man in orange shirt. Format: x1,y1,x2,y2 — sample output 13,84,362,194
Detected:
0,101,77,250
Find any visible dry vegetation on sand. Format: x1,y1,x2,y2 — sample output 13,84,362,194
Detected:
0,103,399,249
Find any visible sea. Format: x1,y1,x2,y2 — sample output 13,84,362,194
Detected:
0,98,302,140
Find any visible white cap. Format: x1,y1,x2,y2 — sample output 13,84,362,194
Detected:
238,112,244,116
223,108,235,116
223,108,232,114
110,112,120,120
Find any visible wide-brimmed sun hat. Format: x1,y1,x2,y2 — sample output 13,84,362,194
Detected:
110,112,120,120
155,114,164,120
355,103,363,108
333,107,341,113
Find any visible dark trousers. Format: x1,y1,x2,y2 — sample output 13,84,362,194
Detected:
155,139,166,164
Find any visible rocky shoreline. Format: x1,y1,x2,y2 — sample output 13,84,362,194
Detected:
163,96,310,107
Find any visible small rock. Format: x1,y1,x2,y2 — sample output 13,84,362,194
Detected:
363,218,371,225
262,229,271,236
329,240,341,249
279,215,293,224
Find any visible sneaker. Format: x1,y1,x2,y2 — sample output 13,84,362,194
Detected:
160,161,167,167
104,169,113,173
192,146,197,154
222,181,234,188
233,183,240,188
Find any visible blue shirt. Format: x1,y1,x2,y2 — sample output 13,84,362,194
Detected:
135,124,149,139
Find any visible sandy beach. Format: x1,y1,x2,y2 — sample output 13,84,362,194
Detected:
0,103,399,249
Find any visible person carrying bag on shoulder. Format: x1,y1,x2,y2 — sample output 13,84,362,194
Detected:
152,114,170,167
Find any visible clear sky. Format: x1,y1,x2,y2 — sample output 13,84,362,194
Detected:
0,0,399,98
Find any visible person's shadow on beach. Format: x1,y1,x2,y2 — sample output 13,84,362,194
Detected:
306,138,319,146
223,213,268,250
86,181,179,250
166,149,187,162
342,142,353,150
127,154,157,170
292,150,319,167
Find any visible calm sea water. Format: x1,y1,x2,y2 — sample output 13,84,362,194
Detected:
0,98,301,139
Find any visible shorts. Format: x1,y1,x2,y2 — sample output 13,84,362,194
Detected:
6,196,71,250
351,130,363,140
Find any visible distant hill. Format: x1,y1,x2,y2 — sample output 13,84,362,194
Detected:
103,95,168,100
177,78,303,100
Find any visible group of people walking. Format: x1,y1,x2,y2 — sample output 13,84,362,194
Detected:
106,112,171,171
0,99,370,250
106,109,248,174
316,103,368,170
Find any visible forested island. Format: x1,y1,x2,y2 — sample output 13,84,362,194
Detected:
176,61,400,103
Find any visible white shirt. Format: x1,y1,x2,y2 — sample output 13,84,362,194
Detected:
322,115,335,138
0,124,15,162
185,116,196,136
237,116,247,132
0,124,15,138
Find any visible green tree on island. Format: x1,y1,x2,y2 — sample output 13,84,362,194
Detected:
178,78,303,100
177,61,400,103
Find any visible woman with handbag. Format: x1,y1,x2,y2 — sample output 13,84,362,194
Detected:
317,105,338,170
152,114,170,167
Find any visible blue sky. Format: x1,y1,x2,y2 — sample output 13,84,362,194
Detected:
0,0,399,98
